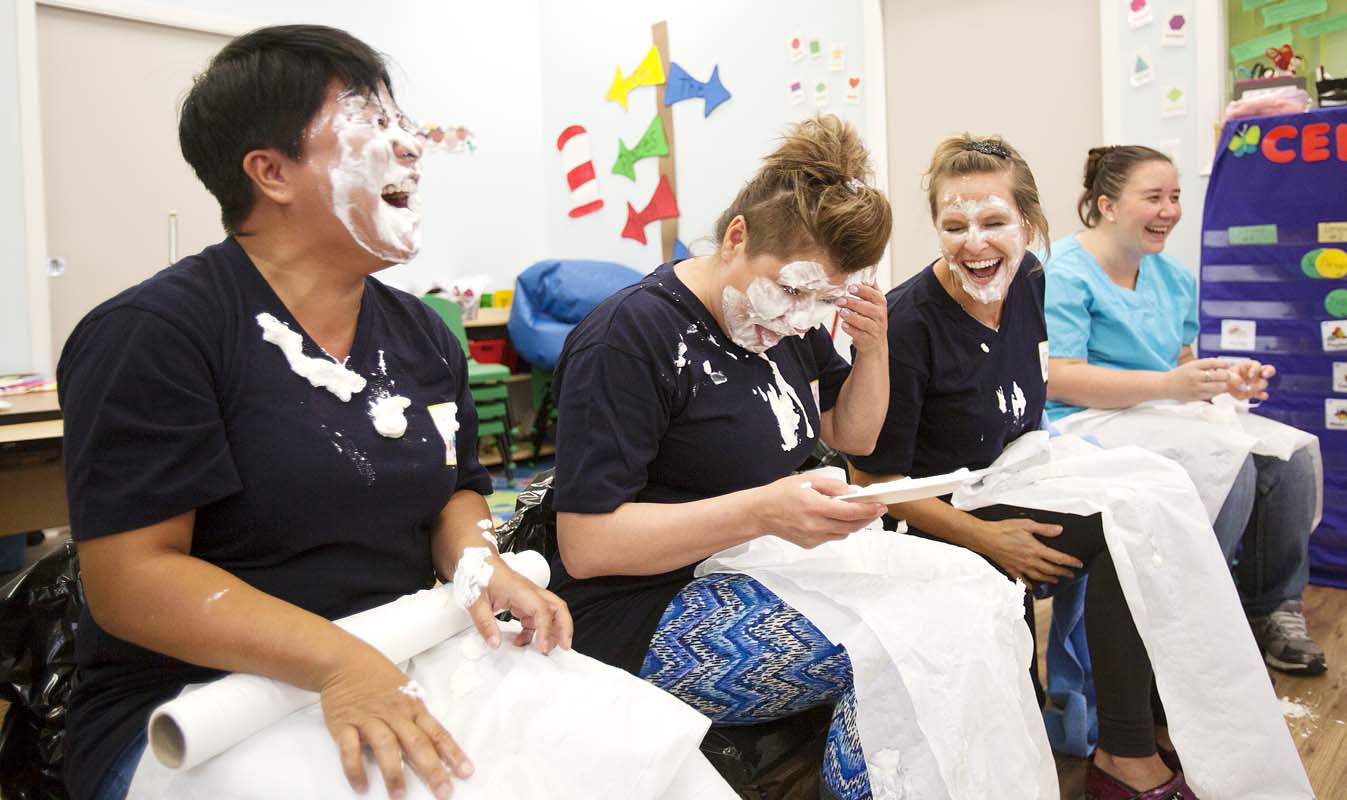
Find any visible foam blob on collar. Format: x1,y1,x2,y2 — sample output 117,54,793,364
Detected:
256,312,367,402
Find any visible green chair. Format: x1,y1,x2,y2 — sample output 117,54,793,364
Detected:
421,294,516,481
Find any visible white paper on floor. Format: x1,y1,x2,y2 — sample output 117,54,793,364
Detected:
952,432,1313,800
699,480,1058,800
1052,398,1321,526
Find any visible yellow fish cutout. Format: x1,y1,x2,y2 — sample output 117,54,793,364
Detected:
607,46,665,110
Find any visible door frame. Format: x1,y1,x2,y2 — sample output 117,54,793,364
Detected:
13,0,247,374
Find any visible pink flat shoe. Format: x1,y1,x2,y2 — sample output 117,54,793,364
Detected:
1085,762,1198,799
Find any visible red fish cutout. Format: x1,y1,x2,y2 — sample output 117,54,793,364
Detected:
621,175,680,244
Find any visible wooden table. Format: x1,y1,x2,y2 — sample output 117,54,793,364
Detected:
0,390,68,535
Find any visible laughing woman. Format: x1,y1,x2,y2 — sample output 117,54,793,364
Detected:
57,27,568,800
550,116,892,798
848,136,1198,799
1044,145,1324,675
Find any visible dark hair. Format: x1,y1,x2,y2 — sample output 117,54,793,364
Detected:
179,25,394,235
923,134,1050,255
714,115,891,274
1077,145,1172,227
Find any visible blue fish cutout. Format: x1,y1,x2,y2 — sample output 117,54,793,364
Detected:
663,63,731,117
674,239,690,260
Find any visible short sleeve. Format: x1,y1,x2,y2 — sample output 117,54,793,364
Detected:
553,344,671,514
847,350,927,477
444,340,494,498
805,327,852,411
1045,267,1094,360
58,308,242,539
1178,269,1199,345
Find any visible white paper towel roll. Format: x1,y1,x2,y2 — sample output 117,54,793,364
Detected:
147,550,549,771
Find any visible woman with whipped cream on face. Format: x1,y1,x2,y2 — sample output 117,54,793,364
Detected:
56,26,568,800
549,116,891,799
848,136,1201,799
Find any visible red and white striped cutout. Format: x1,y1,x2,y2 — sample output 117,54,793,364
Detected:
556,125,604,219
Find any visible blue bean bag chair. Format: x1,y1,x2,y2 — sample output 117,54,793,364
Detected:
508,259,643,371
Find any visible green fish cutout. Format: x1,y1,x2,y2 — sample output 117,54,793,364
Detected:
612,115,669,181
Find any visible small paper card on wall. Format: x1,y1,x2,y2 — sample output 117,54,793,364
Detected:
813,80,830,106
1323,320,1347,352
1162,85,1188,117
788,33,806,62
1333,363,1347,393
809,37,824,60
1326,398,1347,430
845,74,862,104
1221,319,1257,351
1130,50,1155,87
1129,0,1154,29
1321,222,1347,243
1162,11,1188,46
789,79,806,105
829,43,846,72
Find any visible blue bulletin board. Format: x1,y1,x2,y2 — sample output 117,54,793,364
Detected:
1200,104,1347,586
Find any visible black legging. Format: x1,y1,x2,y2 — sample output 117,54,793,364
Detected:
906,504,1158,758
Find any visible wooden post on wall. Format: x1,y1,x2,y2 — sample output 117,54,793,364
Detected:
651,20,677,263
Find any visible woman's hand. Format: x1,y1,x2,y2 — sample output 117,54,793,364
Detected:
836,282,888,356
1163,357,1233,402
466,557,573,653
976,519,1083,585
753,475,886,548
320,645,470,800
1224,360,1275,402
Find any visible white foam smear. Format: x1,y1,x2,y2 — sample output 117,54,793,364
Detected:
368,393,410,438
673,339,689,372
937,193,1027,306
255,313,367,402
398,680,427,702
702,360,728,385
722,261,849,353
753,353,815,450
452,546,495,609
325,90,423,263
1010,381,1026,419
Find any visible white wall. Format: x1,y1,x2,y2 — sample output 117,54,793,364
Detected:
27,0,548,295
538,0,873,271
882,0,1103,284
1,6,33,374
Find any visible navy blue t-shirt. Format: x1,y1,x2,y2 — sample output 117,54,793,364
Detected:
550,262,852,674
57,238,492,800
849,255,1047,480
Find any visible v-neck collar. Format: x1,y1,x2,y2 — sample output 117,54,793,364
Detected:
227,237,374,367
1072,234,1148,300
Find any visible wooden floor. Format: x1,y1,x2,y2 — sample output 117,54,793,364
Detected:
1036,583,1347,799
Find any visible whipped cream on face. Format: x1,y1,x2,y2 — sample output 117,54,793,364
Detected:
256,313,367,402
938,194,1027,305
722,261,848,353
327,91,423,263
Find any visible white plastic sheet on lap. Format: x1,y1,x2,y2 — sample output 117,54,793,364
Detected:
1052,398,1321,526
953,432,1313,800
129,623,724,799
698,498,1057,800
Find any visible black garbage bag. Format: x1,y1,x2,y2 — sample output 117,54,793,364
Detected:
495,471,830,798
0,539,81,800
495,469,557,559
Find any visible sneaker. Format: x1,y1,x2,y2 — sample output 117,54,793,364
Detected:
1250,601,1327,675
1085,762,1197,799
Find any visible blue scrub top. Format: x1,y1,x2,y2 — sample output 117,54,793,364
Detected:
1043,234,1198,420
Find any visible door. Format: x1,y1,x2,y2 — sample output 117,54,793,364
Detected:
37,6,230,368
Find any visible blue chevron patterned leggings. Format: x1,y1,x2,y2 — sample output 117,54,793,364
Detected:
639,572,871,799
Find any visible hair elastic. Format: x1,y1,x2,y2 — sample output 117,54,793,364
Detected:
961,141,1011,158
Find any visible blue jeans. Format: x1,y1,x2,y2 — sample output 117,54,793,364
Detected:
1213,449,1316,616
91,728,147,800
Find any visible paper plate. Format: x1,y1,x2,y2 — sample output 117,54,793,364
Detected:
838,468,975,505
